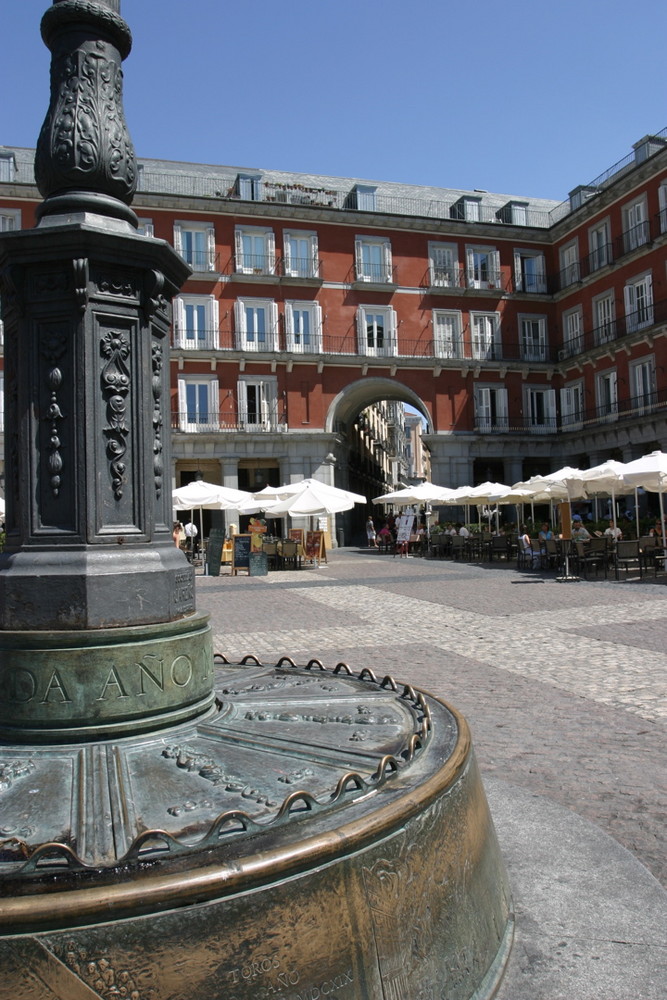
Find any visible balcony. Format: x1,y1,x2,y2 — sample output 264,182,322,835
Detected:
173,328,219,351
350,262,397,287
171,411,288,433
558,296,667,361
233,253,279,280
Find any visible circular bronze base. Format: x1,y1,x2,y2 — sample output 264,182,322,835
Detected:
0,658,512,999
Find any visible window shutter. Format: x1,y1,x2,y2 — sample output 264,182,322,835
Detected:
173,297,184,340
177,378,187,430
310,234,319,275
270,301,279,350
237,380,247,426
267,230,276,273
234,229,244,270
206,226,216,270
207,379,218,428
389,308,398,352
466,248,475,284
234,300,244,347
173,224,182,255
624,283,635,317
313,303,323,348
513,251,523,291
356,308,366,351
491,251,501,288
546,389,556,422
383,241,393,282
354,239,364,279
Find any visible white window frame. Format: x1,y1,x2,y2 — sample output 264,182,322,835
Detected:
588,218,611,271
561,306,583,357
593,292,616,344
137,218,154,237
622,196,649,252
624,271,653,332
659,182,667,235
596,368,618,420
630,355,656,414
470,311,501,360
354,236,393,283
466,246,500,290
235,225,276,276
428,241,459,287
514,249,546,293
519,315,547,361
234,298,279,352
177,377,219,432
524,386,557,434
560,380,585,430
173,221,217,272
474,385,508,432
285,300,322,353
0,153,16,183
173,295,219,350
356,305,397,357
559,240,579,286
283,230,319,278
0,208,21,232
237,376,280,431
433,309,463,359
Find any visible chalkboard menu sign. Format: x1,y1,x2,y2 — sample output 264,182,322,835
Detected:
249,551,268,577
231,534,252,575
206,529,226,577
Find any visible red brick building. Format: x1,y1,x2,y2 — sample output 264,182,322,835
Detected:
1,133,666,539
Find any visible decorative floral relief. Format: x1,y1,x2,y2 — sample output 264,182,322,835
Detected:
100,331,130,500
41,330,68,498
152,342,163,498
36,44,136,202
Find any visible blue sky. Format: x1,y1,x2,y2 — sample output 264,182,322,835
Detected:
2,0,666,202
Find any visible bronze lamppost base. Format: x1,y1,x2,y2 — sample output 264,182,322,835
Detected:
0,657,512,1000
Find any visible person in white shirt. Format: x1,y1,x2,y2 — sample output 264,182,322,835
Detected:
603,519,622,541
456,522,470,537
184,521,199,556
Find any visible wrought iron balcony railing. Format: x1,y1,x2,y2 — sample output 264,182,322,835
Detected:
170,411,288,433
558,295,667,360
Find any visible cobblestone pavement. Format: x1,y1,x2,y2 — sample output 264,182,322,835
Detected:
196,549,667,887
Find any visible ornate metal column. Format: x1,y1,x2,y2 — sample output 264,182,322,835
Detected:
0,0,213,740
0,4,513,998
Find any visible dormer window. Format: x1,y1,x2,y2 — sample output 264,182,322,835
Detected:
451,197,481,222
354,185,377,211
0,152,16,183
236,174,263,201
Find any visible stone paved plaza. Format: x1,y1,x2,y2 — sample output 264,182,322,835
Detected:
197,547,667,889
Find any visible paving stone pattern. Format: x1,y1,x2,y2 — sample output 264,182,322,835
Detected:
197,551,667,887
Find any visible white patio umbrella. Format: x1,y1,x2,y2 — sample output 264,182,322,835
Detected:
621,451,667,556
572,460,629,535
443,481,513,532
263,479,367,518
172,480,253,553
372,482,460,505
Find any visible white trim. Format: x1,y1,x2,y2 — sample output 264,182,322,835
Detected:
285,300,322,353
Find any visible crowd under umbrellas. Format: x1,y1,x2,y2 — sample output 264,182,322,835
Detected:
169,452,667,566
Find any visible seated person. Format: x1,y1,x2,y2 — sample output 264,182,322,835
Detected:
603,519,622,541
455,522,470,538
519,525,540,567
571,514,591,541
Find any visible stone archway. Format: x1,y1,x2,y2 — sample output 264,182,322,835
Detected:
324,377,432,435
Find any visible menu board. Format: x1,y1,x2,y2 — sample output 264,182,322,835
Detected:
231,534,252,575
305,530,326,563
288,528,304,546
206,529,225,577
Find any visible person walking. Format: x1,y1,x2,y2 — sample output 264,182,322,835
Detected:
366,516,377,548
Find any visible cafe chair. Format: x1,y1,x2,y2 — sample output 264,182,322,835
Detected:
490,535,510,561
280,539,299,569
638,535,660,576
614,540,643,581
263,541,280,571
574,539,607,580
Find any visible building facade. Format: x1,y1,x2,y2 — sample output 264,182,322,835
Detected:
1,134,666,540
